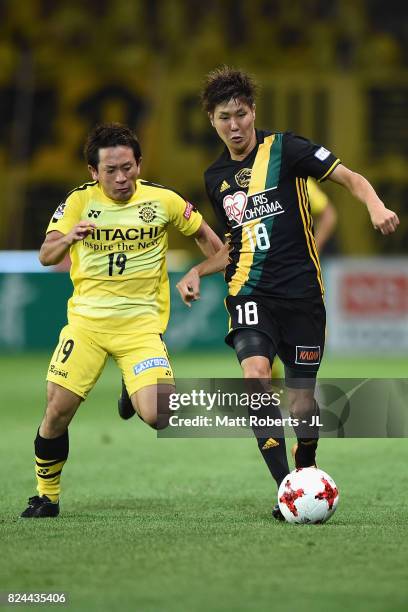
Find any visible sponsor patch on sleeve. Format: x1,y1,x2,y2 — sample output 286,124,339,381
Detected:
314,147,331,161
183,201,195,220
295,346,321,365
133,357,170,375
52,202,66,223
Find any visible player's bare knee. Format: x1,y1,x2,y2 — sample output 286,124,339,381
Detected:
135,384,173,430
287,389,315,418
137,408,169,430
242,363,271,379
44,383,81,431
150,413,170,430
139,408,158,428
46,400,71,421
130,394,138,414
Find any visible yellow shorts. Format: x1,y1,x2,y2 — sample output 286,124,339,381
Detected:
46,324,174,399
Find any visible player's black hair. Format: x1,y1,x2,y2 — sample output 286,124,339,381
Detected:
201,66,258,114
84,123,142,168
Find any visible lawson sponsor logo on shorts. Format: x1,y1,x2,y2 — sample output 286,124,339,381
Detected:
133,357,170,375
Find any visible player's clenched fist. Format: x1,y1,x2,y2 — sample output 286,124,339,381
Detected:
39,222,96,265
176,268,201,307
369,207,399,235
65,221,96,245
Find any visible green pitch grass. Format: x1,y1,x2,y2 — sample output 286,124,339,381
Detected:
0,352,407,612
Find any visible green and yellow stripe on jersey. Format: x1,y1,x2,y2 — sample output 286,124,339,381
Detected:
228,133,283,296
296,177,324,296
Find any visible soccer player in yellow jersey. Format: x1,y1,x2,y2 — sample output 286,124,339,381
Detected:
307,178,337,252
20,123,222,518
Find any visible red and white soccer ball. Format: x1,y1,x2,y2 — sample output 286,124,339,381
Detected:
278,467,339,524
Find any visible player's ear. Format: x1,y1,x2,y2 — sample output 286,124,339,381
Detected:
136,157,142,176
208,112,215,127
88,164,98,181
252,103,256,120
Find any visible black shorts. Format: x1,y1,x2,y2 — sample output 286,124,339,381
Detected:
225,294,326,377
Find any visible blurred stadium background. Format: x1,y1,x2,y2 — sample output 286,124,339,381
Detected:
0,2,407,611
0,0,407,358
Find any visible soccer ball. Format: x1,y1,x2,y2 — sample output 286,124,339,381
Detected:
278,467,339,524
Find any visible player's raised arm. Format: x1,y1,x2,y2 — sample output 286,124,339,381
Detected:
193,219,224,257
39,222,95,266
176,242,229,306
328,164,399,235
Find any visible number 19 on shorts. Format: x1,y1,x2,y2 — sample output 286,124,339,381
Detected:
236,301,258,325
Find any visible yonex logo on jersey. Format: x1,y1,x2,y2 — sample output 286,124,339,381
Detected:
295,346,321,365
88,209,101,219
314,147,331,161
133,357,170,375
52,202,66,223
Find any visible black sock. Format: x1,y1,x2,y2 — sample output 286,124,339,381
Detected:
255,435,290,488
250,400,290,489
293,402,320,468
35,429,69,460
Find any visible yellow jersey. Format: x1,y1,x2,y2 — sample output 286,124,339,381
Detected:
307,178,329,216
46,180,202,334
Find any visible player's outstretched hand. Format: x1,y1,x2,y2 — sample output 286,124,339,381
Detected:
176,268,200,307
370,206,399,235
66,221,96,244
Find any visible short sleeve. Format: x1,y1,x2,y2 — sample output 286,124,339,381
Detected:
46,192,83,235
283,133,340,182
167,192,203,236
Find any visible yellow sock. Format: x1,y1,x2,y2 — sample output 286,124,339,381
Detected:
35,456,66,502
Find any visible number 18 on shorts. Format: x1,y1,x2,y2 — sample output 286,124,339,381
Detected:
224,293,326,374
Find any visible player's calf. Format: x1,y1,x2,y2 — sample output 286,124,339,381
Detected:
42,382,82,437
286,388,320,468
240,356,290,490
133,384,174,430
117,381,170,429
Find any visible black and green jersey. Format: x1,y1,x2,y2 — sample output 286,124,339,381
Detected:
204,130,340,299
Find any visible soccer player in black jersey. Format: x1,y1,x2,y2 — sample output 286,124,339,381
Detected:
172,66,399,519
